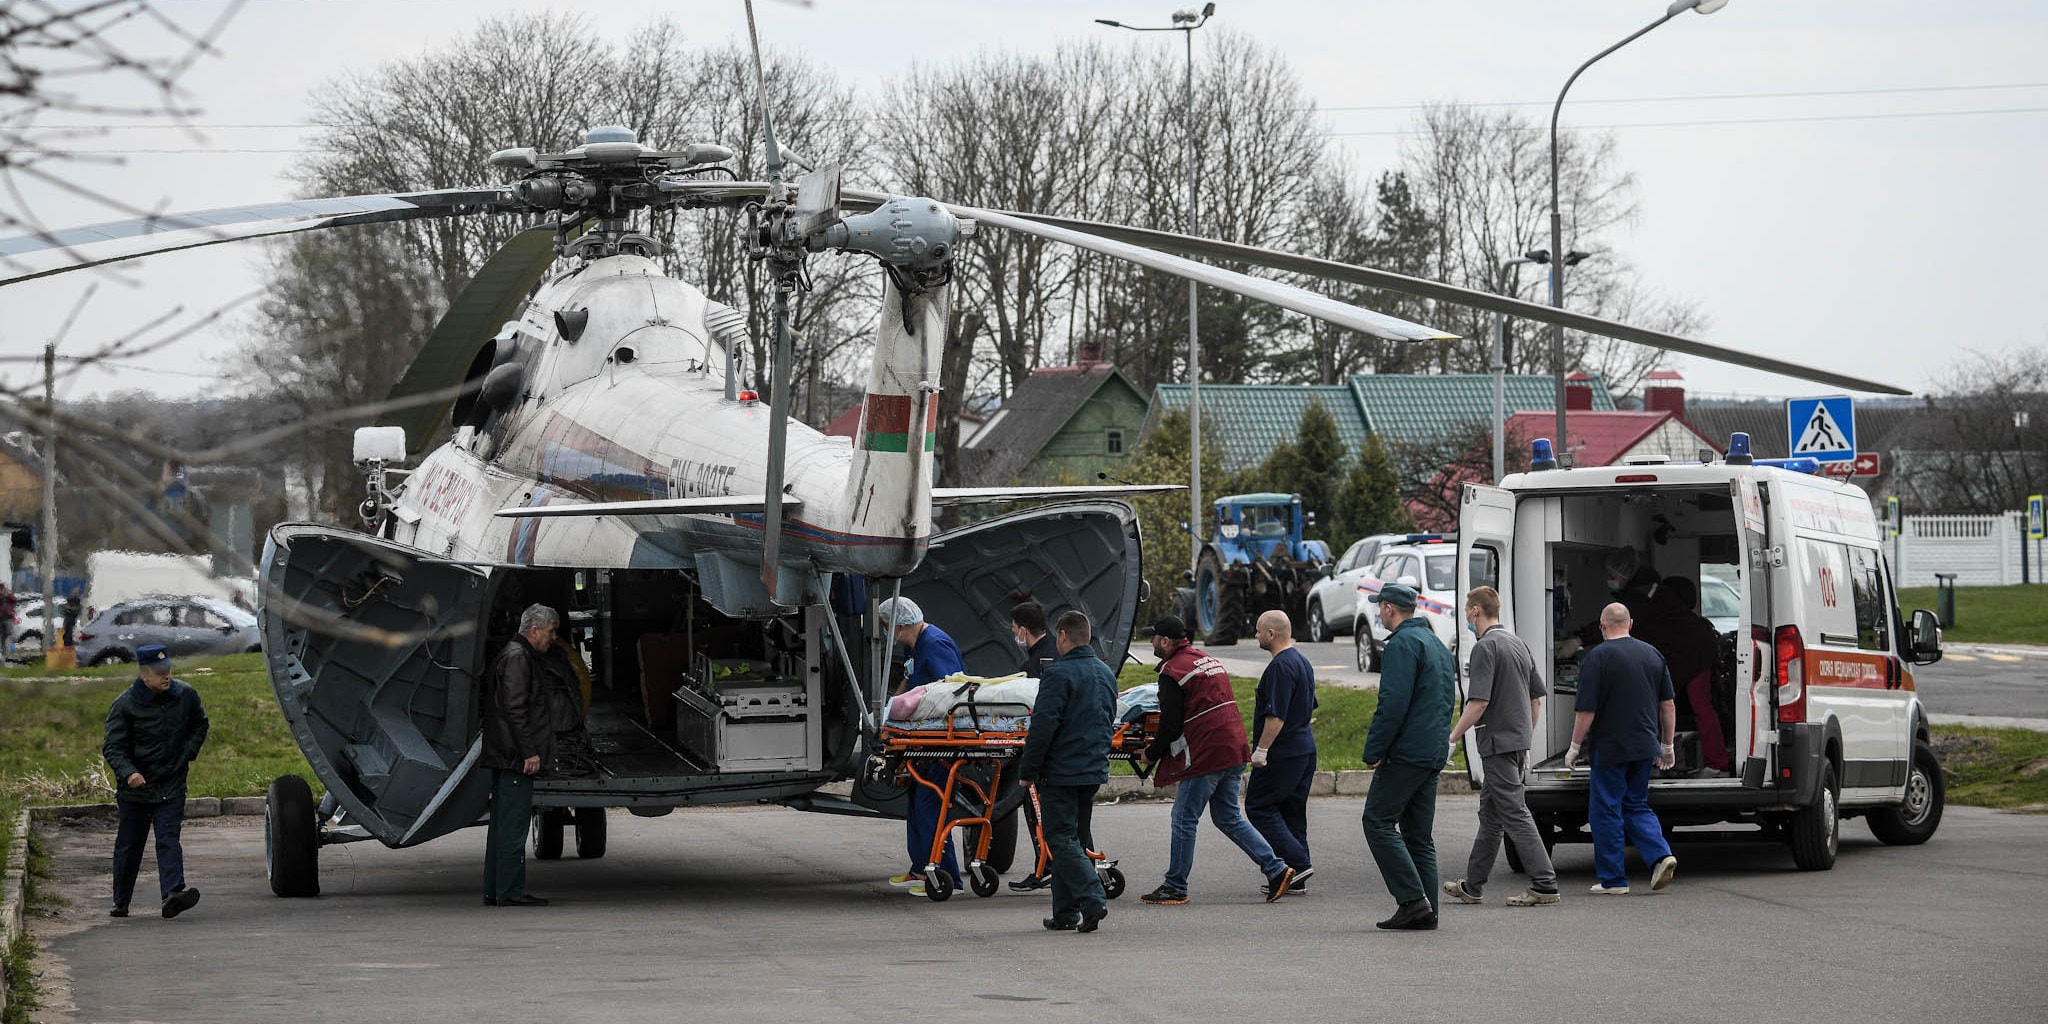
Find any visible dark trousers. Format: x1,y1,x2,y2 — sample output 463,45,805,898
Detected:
1361,762,1440,911
905,782,961,884
484,768,534,902
1245,751,1315,871
1038,783,1104,924
111,796,185,910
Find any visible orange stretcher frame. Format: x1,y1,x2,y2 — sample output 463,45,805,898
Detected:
877,707,1159,902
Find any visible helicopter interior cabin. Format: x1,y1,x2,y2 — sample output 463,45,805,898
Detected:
478,566,868,793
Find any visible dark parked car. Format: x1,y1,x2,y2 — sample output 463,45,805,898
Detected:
75,596,261,666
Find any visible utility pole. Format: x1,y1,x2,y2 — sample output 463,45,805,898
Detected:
41,342,58,662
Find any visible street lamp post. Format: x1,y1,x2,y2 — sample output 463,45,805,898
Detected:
1099,4,1215,572
1493,253,1541,482
1548,0,1727,466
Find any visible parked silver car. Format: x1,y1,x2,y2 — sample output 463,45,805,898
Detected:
75,596,261,666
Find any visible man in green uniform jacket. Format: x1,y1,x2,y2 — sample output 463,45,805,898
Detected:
1016,610,1116,933
102,644,209,918
1360,583,1456,931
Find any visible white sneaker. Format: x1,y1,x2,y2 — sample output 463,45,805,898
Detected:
1651,855,1677,891
1588,882,1630,895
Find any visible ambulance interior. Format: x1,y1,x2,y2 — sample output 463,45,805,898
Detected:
1524,486,1745,775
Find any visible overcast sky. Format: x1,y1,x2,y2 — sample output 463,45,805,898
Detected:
2,0,2043,412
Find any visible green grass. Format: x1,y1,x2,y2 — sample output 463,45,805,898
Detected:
1896,585,2048,646
0,653,308,886
1930,726,2048,811
1116,662,1389,773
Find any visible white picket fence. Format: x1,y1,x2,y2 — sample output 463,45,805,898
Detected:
1894,510,2041,587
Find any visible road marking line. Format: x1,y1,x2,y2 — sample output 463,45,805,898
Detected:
1945,653,1978,662
1986,653,2022,663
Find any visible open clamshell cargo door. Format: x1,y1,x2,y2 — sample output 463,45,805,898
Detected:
901,500,1146,675
259,524,496,848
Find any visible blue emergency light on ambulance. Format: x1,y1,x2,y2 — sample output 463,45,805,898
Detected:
1531,438,1557,471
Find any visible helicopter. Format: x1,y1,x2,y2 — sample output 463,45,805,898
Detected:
0,37,1910,901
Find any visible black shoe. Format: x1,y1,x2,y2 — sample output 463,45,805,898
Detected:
1376,898,1438,931
1263,867,1295,904
501,894,550,907
1042,916,1078,931
1007,873,1050,892
482,896,497,906
109,907,128,918
1077,905,1108,933
1139,885,1189,905
161,886,200,919
1264,865,1313,898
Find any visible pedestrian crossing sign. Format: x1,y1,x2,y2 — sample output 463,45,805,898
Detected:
1786,396,1856,463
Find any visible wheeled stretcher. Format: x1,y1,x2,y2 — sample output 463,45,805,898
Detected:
875,703,1158,902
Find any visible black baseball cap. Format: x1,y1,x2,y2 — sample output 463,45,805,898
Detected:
1140,615,1190,640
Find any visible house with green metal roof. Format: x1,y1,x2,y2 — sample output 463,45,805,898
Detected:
958,359,1151,485
1145,384,1367,474
1141,373,1615,473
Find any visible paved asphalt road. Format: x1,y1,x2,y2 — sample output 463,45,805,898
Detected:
32,798,2048,1023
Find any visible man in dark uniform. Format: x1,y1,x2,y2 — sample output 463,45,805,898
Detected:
1360,583,1456,931
1005,599,1061,892
101,643,209,918
481,604,559,907
1017,610,1117,933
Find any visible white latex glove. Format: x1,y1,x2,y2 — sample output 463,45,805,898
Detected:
1448,737,1462,763
1564,743,1583,769
1250,747,1269,768
1657,743,1676,771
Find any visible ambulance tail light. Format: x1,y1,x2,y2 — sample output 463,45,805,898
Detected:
1775,624,1807,724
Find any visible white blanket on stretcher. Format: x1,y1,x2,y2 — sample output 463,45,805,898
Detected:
890,673,1038,722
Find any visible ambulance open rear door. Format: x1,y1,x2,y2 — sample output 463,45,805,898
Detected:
1733,475,1773,789
1457,483,1515,785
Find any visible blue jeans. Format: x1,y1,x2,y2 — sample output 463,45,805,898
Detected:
1163,765,1285,893
1589,752,1672,887
112,796,185,910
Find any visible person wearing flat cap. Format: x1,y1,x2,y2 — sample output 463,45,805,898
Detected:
876,595,965,896
1359,582,1456,931
101,643,209,919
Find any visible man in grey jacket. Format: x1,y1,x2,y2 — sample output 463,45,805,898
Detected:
1443,586,1560,907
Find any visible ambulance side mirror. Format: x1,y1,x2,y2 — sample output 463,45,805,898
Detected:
1907,609,1943,665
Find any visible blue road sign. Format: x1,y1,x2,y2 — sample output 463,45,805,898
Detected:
2030,494,2044,541
1887,495,1902,537
1786,396,1856,463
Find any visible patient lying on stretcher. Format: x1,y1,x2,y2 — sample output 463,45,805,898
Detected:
885,673,1040,730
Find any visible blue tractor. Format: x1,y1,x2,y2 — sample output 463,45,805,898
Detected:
1171,492,1332,645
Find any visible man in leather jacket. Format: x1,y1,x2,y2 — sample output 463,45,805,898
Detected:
481,604,558,907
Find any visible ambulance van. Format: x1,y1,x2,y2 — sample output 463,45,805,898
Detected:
1456,434,1945,870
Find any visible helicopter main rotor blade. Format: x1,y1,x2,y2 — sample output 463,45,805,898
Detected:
381,223,567,453
836,188,1455,345
0,188,520,286
995,210,1911,396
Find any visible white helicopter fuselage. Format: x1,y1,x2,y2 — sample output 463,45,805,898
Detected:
383,253,946,584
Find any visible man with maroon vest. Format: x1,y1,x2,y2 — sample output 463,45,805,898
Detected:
1136,615,1295,905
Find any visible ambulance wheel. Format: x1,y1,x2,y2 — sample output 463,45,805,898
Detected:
532,808,567,861
1100,866,1126,900
265,774,320,898
1868,740,1944,846
573,807,608,858
923,867,954,902
1789,761,1840,871
968,863,1000,898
